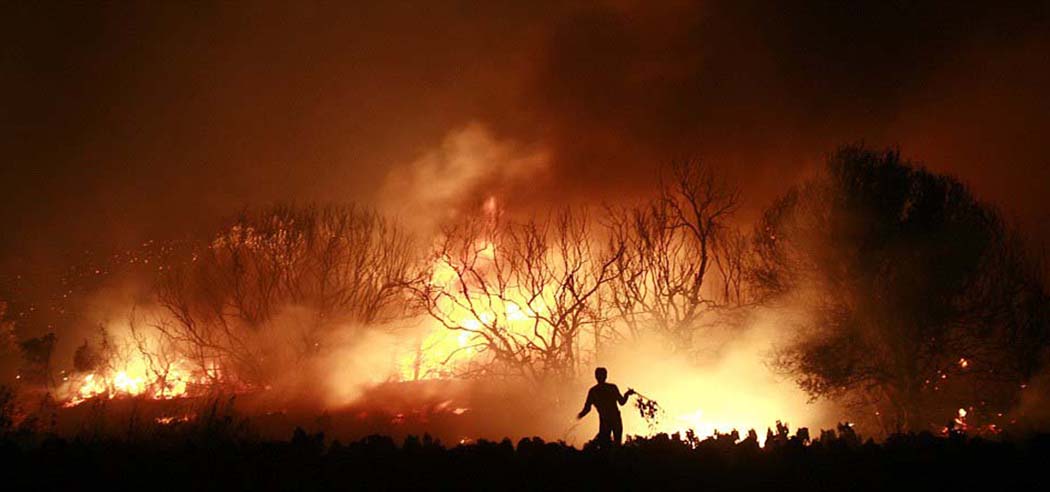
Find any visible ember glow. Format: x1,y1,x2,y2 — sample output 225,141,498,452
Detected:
601,317,833,446
61,357,211,407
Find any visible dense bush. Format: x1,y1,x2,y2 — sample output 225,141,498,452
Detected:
2,425,1047,491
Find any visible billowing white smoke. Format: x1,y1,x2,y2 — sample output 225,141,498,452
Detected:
590,309,836,444
380,122,549,231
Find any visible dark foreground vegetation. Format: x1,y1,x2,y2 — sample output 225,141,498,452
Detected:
3,423,1049,491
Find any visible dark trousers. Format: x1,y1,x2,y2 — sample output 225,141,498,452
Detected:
595,414,623,447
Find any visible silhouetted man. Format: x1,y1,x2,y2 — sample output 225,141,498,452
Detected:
577,367,634,447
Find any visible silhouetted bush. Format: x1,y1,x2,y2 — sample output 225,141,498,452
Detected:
2,423,1047,491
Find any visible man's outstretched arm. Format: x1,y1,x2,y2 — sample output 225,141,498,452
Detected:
577,390,593,419
617,386,636,406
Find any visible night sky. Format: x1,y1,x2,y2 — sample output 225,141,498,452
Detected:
3,1,1049,274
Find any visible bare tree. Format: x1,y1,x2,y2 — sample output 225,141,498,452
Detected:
154,204,417,388
412,209,622,383
606,160,744,352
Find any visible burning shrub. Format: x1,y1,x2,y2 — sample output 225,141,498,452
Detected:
411,209,622,382
153,204,418,390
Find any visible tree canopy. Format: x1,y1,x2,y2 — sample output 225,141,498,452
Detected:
755,146,1049,432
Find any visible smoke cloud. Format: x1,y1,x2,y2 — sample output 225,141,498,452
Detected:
380,123,549,232
3,1,1047,274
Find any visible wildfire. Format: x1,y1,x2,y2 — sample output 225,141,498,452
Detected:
396,198,831,445
53,195,827,446
63,360,209,407
398,237,549,380
155,414,193,425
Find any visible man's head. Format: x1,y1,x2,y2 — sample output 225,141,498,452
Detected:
594,367,608,383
